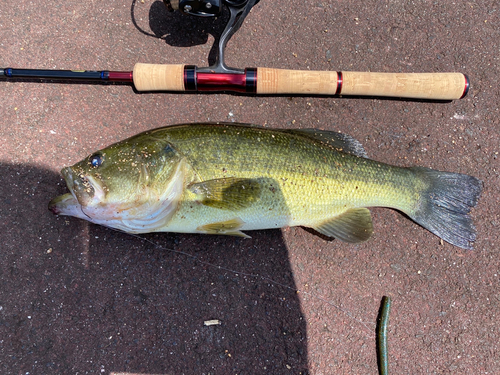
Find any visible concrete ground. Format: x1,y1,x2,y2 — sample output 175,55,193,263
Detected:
0,0,498,374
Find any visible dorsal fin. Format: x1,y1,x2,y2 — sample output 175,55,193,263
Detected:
284,129,368,158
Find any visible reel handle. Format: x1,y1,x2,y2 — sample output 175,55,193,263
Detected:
132,63,469,100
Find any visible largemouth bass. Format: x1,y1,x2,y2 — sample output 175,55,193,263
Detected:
49,123,482,249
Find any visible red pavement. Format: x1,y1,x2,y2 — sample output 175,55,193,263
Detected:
0,1,498,373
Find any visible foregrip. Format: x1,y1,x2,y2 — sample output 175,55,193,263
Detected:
133,63,186,91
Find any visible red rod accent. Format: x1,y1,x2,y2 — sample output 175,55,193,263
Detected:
108,71,133,82
335,71,343,96
461,74,470,99
196,72,248,92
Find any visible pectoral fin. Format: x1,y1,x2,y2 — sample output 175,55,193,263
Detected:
188,177,261,211
313,208,373,243
197,218,250,238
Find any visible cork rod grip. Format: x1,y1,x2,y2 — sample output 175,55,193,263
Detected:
256,68,339,95
133,63,185,91
340,71,468,100
256,68,468,100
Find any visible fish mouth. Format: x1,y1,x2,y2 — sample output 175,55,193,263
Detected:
48,167,105,216
48,192,82,216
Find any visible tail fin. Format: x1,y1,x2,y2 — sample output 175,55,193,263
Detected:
409,167,482,250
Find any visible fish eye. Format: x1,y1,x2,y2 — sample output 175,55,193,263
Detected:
89,153,104,168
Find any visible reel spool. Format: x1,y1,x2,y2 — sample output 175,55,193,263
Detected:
163,0,222,17
163,0,251,17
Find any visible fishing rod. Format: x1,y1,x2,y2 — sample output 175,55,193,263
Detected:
0,0,469,100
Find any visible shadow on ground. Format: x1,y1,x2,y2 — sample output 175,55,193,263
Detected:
0,163,308,374
131,0,231,66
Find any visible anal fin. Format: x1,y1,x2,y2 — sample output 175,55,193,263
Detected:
197,218,251,238
313,208,373,243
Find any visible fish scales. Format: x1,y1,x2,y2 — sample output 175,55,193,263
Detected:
49,123,482,249
153,124,422,222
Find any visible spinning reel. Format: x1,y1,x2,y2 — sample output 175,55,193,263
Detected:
163,0,260,74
